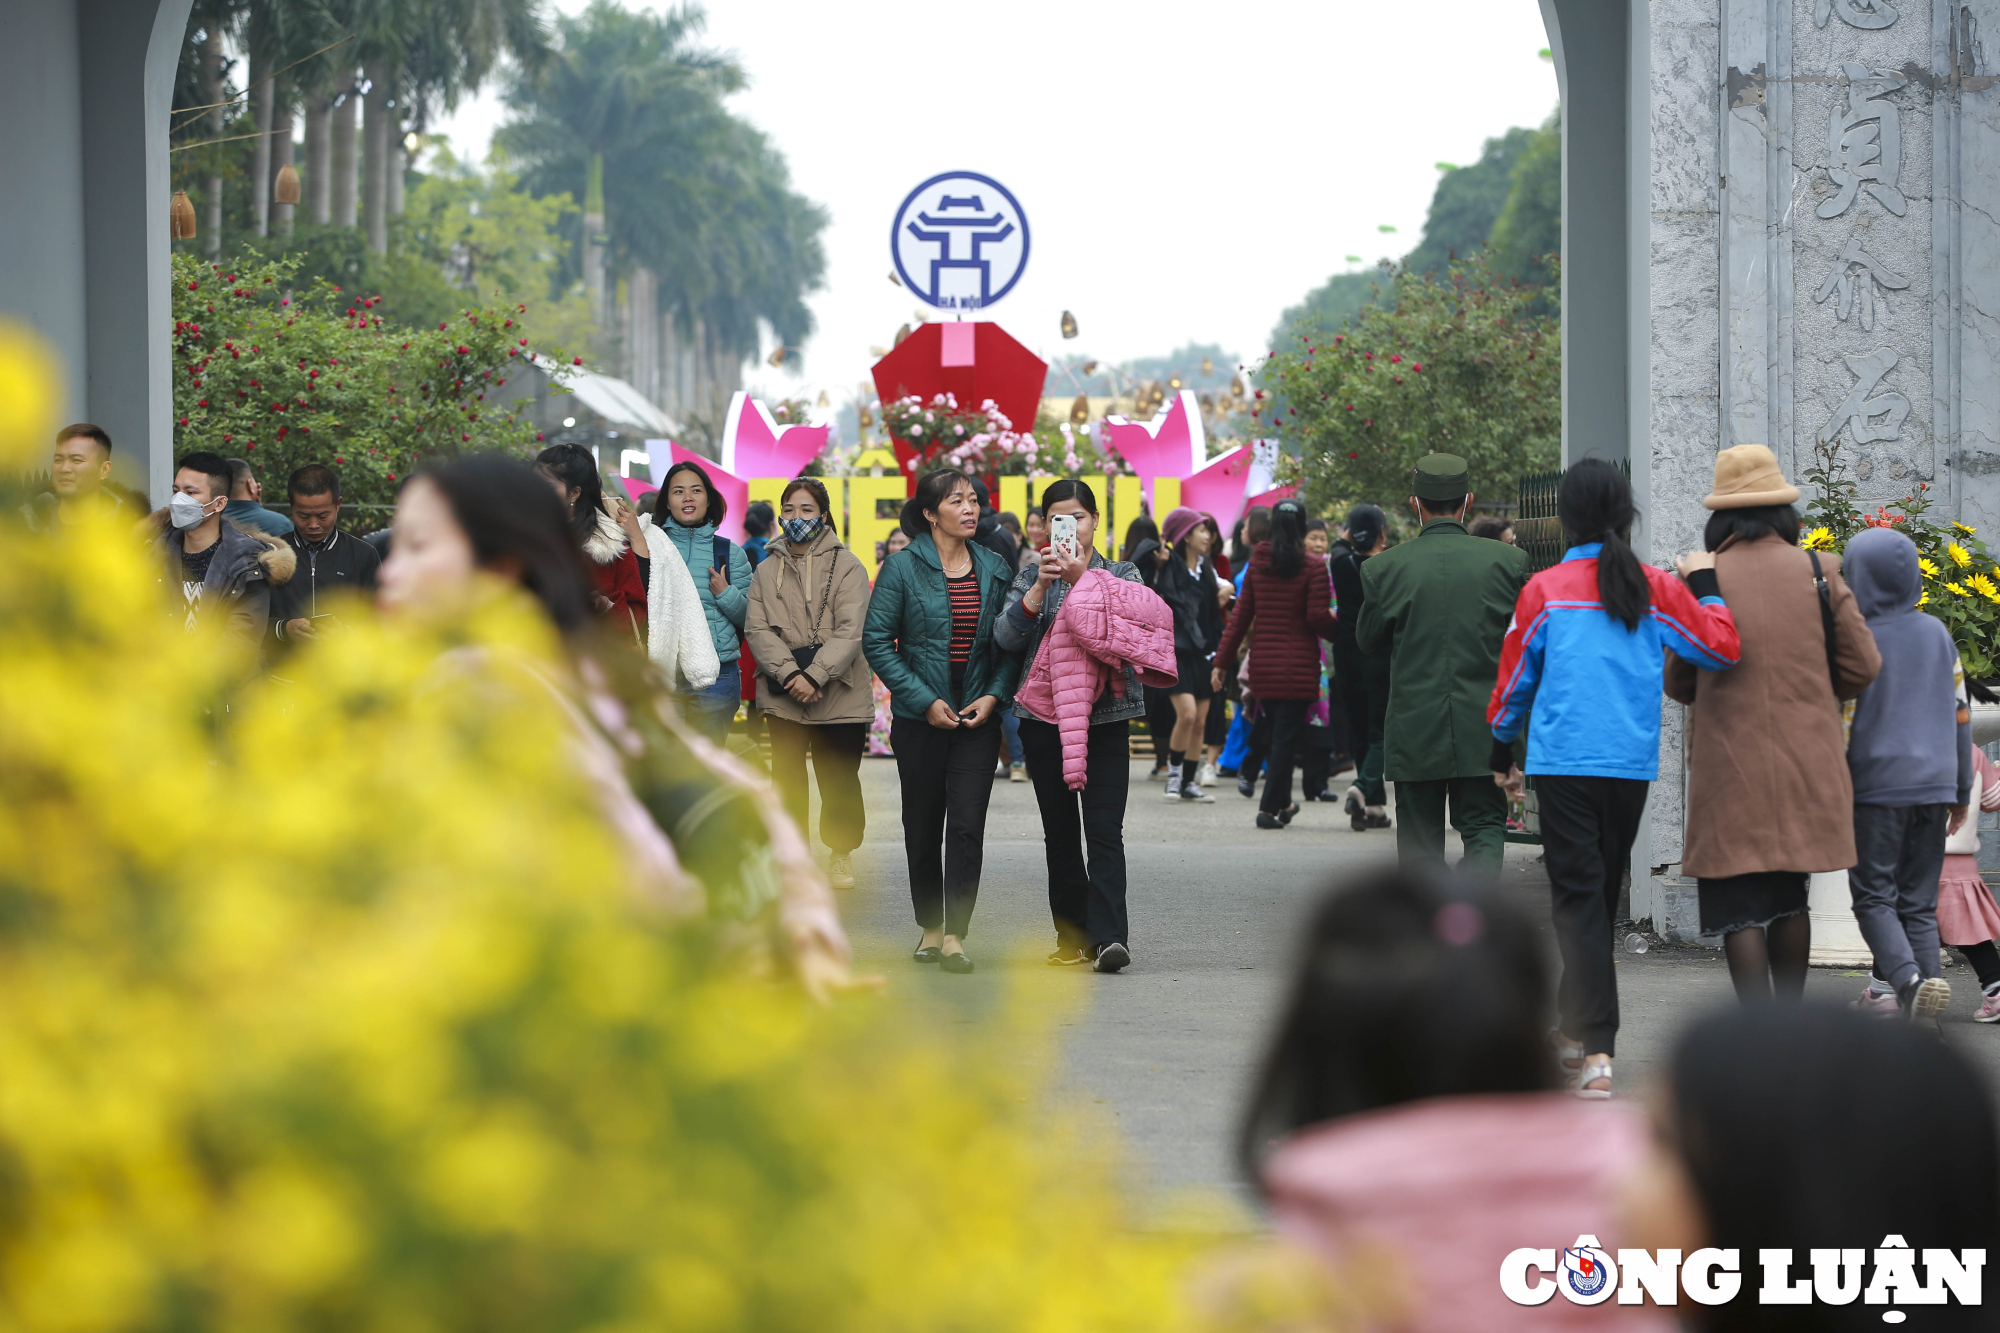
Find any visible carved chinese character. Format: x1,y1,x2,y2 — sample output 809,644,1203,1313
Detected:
1818,64,1908,219
1818,348,1911,445
1816,0,1899,29
1812,236,1911,330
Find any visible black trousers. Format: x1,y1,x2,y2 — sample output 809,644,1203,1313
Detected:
1144,687,1176,769
1019,717,1131,950
891,715,1003,938
1332,642,1389,806
765,717,866,854
1536,774,1650,1057
1259,698,1311,814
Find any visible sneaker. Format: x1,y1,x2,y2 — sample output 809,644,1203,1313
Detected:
1217,766,1238,779
1009,763,1026,783
1903,975,1952,1024
1575,1058,1613,1100
1851,985,1900,1017
1179,780,1216,803
1046,945,1090,966
994,763,1008,780
1256,811,1287,830
1237,775,1256,799
1345,788,1368,832
1198,761,1219,788
1163,769,1184,800
1976,989,2000,1023
1092,941,1131,973
828,853,855,891
1276,802,1300,826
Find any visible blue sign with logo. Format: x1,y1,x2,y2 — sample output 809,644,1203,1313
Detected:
890,171,1030,310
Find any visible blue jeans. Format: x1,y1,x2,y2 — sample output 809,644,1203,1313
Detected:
678,660,741,744
1000,704,1024,767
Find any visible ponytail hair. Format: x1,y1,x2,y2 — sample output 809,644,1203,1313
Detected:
1557,459,1649,631
1269,498,1308,580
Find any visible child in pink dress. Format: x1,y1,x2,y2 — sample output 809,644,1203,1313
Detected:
1942,746,2000,1020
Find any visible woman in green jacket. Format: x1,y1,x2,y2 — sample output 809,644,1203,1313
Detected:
652,460,753,742
862,467,1021,974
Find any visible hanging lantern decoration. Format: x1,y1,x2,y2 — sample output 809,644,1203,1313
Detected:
1081,360,1098,376
1168,371,1184,391
169,190,197,240
1068,393,1089,426
859,405,875,428
1200,356,1214,376
273,163,301,206
768,347,789,368
1230,374,1246,399
1060,310,1079,339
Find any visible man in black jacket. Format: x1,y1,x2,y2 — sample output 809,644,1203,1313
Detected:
271,464,380,642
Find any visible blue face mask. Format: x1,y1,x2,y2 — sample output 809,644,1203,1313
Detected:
781,515,823,546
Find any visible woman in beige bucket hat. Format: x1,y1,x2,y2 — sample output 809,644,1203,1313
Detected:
1665,445,1881,1000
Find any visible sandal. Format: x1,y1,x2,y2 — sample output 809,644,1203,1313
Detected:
1575,1058,1613,1100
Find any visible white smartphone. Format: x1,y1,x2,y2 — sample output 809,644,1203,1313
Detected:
1050,513,1079,563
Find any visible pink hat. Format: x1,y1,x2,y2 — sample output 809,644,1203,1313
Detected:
1161,506,1204,547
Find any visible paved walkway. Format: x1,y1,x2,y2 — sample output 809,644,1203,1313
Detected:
823,753,2000,1224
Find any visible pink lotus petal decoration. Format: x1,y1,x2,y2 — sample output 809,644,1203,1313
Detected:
721,391,829,483
618,476,658,504
1179,445,1255,534
1099,390,1205,498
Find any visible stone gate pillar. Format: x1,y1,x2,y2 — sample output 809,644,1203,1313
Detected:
1637,0,2000,939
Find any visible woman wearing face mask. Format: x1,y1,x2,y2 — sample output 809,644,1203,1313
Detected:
744,478,873,893
377,453,863,1003
534,442,647,639
647,460,753,742
996,479,1153,970
861,467,1021,974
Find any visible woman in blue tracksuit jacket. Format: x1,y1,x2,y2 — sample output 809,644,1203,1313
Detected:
655,460,753,741
1485,460,1740,1100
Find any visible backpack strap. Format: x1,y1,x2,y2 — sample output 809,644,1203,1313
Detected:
1809,550,1845,699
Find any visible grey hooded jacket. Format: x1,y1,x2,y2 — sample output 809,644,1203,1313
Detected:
1843,526,1972,807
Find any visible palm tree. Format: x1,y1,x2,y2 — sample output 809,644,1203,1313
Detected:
499,2,826,431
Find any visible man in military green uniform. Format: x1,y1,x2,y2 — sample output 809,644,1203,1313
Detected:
1355,453,1528,876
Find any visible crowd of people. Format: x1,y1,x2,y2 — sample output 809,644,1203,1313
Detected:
24,418,2000,1327
33,426,2000,1017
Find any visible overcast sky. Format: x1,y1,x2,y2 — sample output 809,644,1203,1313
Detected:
433,0,1560,411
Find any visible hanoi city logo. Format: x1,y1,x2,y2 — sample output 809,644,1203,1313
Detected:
890,171,1030,310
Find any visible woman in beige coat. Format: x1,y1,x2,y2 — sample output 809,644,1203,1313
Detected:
1664,446,1881,1000
745,477,875,890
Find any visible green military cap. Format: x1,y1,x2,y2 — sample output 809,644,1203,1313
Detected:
1412,452,1469,501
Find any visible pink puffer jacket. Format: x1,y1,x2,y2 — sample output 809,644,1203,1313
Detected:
1014,569,1177,789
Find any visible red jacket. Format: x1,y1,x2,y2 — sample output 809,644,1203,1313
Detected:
1214,543,1336,700
582,509,647,639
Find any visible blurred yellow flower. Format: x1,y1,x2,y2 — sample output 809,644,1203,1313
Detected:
1975,573,2000,603
0,341,1210,1332
1920,557,1941,577
1956,521,1978,535
1950,542,1974,568
1949,581,1972,596
1802,526,1835,551
1919,591,1931,607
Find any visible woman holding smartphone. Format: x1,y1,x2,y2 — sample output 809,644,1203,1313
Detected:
994,480,1145,971
861,467,1021,974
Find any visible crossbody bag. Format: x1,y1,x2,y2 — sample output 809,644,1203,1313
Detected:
768,548,838,687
